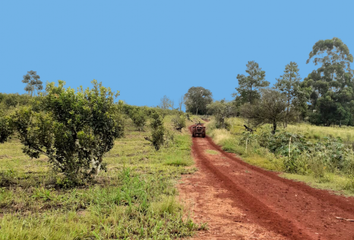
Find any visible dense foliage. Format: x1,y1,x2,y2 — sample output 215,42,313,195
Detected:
241,128,354,175
128,106,147,131
229,37,354,128
234,61,269,106
303,37,354,126
207,100,235,129
184,86,213,115
241,89,296,133
150,111,165,150
0,116,13,144
172,112,186,131
275,62,309,123
0,80,124,184
0,93,31,111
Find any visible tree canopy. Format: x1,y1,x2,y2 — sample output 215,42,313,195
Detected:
22,70,43,96
207,100,235,129
302,37,354,126
241,89,295,134
184,86,212,115
275,62,308,125
234,61,269,106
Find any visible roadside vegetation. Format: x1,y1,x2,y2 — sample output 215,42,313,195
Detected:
202,37,354,196
207,117,354,196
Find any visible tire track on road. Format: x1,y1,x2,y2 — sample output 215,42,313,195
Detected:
189,125,354,239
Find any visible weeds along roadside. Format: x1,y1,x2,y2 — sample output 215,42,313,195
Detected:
207,117,354,196
0,114,204,240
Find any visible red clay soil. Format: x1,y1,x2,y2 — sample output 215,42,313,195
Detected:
179,126,354,240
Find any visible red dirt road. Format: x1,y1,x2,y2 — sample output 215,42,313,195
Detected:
179,128,354,240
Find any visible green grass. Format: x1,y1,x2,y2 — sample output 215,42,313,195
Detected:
0,116,202,239
287,123,354,143
281,172,354,197
207,121,283,172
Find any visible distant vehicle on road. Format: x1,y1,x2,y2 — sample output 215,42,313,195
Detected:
192,122,205,138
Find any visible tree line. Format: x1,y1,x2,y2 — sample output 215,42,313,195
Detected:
183,37,354,132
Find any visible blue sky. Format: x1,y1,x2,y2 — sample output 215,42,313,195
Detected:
1,1,353,109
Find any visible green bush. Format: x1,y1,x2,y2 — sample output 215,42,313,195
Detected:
206,100,235,130
130,107,147,131
0,116,13,143
172,113,186,131
0,80,124,184
243,128,354,175
150,111,165,150
0,93,31,108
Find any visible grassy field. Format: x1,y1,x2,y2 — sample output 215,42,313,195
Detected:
207,117,354,196
0,116,203,240
286,123,354,144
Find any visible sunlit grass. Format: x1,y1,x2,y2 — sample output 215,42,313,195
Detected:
207,117,354,195
287,123,354,143
207,120,283,172
281,172,354,197
0,116,202,239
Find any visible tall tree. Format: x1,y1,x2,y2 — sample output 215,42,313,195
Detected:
275,62,307,126
234,61,269,105
184,87,213,115
22,70,43,96
302,37,354,126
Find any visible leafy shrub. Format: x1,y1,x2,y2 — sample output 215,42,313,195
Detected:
241,128,354,175
0,170,16,187
163,129,175,148
130,107,147,131
256,130,309,155
0,93,31,108
0,116,13,143
207,100,235,130
0,80,124,184
150,111,165,150
172,113,186,131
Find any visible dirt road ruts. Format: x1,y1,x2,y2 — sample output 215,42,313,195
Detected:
180,126,354,239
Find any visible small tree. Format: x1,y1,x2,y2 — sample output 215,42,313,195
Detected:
22,70,43,96
130,107,147,131
275,62,306,126
159,95,173,109
184,87,213,115
207,100,234,129
150,111,165,150
0,80,124,184
241,89,296,134
172,113,186,131
234,61,269,106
